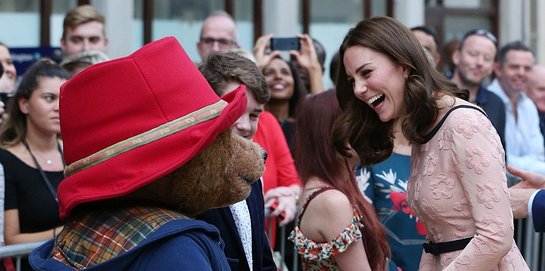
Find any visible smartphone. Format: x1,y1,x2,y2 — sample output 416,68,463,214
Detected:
270,37,300,51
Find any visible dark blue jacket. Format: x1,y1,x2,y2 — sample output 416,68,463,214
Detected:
532,189,545,232
29,219,230,270
197,181,276,271
474,85,507,149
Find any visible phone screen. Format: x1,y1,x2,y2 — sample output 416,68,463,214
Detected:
270,37,300,51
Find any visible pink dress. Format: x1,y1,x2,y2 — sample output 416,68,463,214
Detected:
407,103,529,270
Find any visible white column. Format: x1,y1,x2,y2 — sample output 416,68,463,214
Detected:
92,0,134,58
498,0,523,46
263,0,300,36
393,0,425,28
536,0,545,64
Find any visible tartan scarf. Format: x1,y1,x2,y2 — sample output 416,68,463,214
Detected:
52,206,187,270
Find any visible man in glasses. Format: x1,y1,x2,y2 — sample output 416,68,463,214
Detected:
450,28,507,148
197,11,240,61
488,41,545,175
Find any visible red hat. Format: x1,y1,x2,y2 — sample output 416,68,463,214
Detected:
58,36,247,220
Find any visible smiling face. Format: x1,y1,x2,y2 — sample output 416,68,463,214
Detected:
494,49,534,96
343,45,408,122
453,35,496,87
262,58,295,102
19,76,65,135
220,81,264,139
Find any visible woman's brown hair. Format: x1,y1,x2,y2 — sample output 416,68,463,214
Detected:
334,16,467,166
295,90,390,270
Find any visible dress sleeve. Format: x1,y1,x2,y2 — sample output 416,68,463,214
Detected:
443,109,514,270
289,209,364,262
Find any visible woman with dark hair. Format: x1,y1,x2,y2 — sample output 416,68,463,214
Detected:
290,90,389,271
334,16,528,270
261,57,307,150
253,36,308,270
0,59,69,271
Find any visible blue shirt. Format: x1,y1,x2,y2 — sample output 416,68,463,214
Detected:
488,79,545,174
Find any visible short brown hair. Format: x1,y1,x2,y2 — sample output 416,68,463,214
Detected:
62,5,106,39
198,52,269,104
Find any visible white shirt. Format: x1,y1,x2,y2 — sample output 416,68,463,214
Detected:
488,79,545,174
229,200,253,271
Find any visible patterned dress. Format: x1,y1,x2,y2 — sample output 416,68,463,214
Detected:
356,152,426,271
407,103,529,270
289,187,365,270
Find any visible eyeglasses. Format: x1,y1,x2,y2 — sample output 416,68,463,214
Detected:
200,37,237,49
461,28,498,48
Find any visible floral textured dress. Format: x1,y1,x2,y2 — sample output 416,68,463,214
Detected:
407,103,529,270
356,152,426,271
289,187,365,270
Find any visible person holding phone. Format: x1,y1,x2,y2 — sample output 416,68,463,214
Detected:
254,34,324,95
253,35,309,270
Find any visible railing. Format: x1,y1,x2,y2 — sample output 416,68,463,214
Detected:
516,217,543,270
0,218,539,271
0,241,46,271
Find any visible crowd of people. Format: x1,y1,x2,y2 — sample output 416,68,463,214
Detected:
0,4,543,271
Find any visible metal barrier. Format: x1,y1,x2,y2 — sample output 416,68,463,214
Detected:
515,217,543,270
0,241,46,271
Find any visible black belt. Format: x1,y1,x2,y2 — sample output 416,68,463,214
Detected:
423,237,473,256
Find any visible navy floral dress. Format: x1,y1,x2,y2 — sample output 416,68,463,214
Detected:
355,152,426,271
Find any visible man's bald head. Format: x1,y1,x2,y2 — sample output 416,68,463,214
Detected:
197,11,239,61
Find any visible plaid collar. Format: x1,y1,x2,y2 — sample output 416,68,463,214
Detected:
52,206,187,269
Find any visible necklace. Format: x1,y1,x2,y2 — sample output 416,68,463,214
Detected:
22,139,65,203
25,140,56,166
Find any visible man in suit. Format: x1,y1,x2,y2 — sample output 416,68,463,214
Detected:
508,166,545,232
196,52,276,271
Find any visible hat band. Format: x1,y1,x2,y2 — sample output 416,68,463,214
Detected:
64,100,228,177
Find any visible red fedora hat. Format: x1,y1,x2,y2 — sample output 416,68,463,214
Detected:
57,36,247,219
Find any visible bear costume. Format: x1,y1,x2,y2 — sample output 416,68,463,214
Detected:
29,37,265,270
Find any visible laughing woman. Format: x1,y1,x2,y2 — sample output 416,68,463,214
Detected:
0,59,68,271
333,16,528,270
